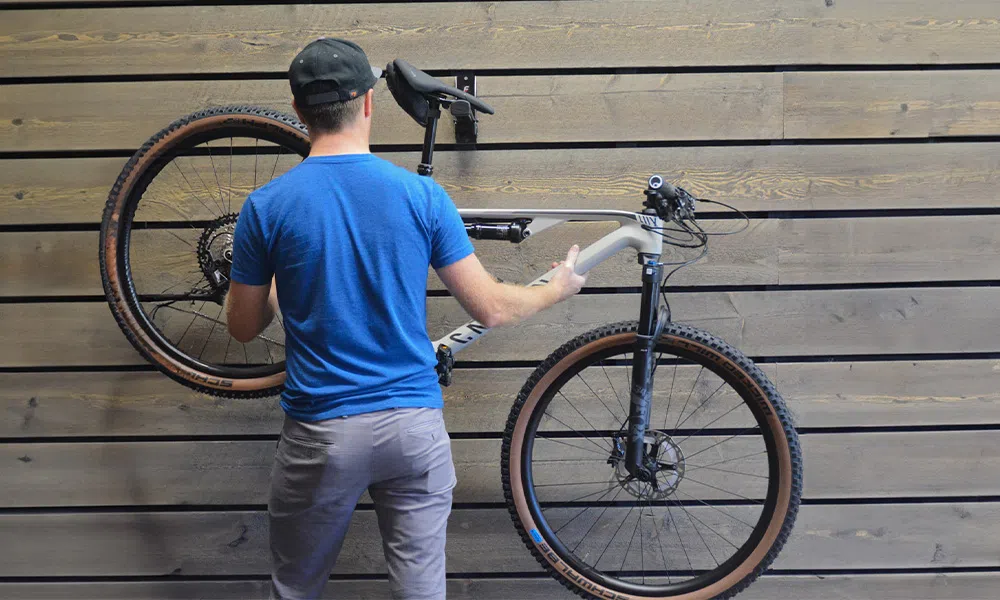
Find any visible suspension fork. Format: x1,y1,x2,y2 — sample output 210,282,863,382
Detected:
625,256,664,480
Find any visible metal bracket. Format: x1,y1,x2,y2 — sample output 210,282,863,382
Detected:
451,71,479,146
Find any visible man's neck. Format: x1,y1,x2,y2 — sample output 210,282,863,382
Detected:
307,128,370,158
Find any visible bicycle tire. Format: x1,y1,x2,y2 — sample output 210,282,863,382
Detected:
502,321,802,600
100,105,309,397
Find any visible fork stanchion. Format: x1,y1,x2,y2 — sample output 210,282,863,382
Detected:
625,257,664,480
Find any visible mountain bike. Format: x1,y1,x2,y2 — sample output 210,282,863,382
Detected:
99,59,802,600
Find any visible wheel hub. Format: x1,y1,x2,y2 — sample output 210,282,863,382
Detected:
197,213,239,296
609,430,685,500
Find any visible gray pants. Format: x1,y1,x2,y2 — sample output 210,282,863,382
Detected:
269,407,456,600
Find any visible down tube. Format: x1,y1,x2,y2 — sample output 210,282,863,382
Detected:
432,221,660,354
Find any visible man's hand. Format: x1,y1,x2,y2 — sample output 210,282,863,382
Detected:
548,244,588,302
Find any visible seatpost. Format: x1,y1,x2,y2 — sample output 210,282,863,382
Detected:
418,98,442,176
625,257,664,480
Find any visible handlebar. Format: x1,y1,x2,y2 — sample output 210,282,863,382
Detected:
644,174,695,222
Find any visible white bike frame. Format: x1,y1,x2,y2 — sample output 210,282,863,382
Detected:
435,209,666,354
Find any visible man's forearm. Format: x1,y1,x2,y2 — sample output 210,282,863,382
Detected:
482,280,563,328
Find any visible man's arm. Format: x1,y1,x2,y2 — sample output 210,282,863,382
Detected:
436,245,587,329
225,277,279,343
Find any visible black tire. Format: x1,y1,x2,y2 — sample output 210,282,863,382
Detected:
99,106,310,397
502,321,802,600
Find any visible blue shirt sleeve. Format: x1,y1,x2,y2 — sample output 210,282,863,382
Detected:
230,196,274,285
429,184,475,269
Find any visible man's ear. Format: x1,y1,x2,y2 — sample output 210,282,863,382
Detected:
363,88,374,118
291,98,305,123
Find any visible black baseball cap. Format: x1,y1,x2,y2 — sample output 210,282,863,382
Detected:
289,38,382,106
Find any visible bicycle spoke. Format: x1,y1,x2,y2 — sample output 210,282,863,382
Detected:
594,498,638,570
228,137,234,213
673,380,728,431
673,489,757,529
662,362,679,430
223,329,233,364
188,155,227,216
571,485,627,554
549,485,621,535
672,498,723,564
253,138,259,190
671,497,741,551
673,400,749,447
261,334,275,364
687,450,768,470
576,371,625,423
535,480,615,488
171,161,220,218
162,229,195,248
197,304,225,360
682,474,759,503
536,434,611,458
242,340,249,365
673,365,704,430
620,485,645,573
269,146,282,182
684,464,768,479
665,501,695,576
205,141,228,215
681,427,759,462
600,360,626,419
650,492,672,582
553,390,613,452
175,300,207,348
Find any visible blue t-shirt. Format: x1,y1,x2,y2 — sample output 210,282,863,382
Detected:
229,153,474,421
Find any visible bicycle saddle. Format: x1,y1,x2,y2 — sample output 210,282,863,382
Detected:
385,58,495,126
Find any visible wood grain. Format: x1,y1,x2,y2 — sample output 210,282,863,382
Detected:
8,215,999,296
0,573,996,600
0,74,783,151
9,71,1000,152
2,287,999,366
785,71,1000,138
0,503,995,575
3,431,998,507
4,360,1000,438
5,143,1000,225
5,1,1000,76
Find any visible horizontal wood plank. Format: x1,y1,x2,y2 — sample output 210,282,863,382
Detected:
7,215,999,296
0,74,782,151
5,143,1000,225
785,71,1000,138
0,503,995,576
2,288,998,366
8,72,1000,152
5,360,1000,438
6,1,1000,76
3,431,997,506
2,573,997,600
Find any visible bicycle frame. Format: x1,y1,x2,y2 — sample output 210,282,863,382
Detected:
423,97,669,480
435,209,664,353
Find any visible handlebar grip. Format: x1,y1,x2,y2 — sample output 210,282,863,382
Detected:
648,175,678,200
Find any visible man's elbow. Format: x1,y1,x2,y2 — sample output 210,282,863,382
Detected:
477,306,510,329
227,322,258,344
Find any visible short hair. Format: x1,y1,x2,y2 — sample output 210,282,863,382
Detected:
296,96,365,135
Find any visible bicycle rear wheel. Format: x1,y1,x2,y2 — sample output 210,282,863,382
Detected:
502,321,801,599
100,106,310,397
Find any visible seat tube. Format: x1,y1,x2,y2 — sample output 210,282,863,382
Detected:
626,256,663,479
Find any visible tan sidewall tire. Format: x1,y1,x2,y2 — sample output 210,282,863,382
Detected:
102,110,309,395
506,330,795,600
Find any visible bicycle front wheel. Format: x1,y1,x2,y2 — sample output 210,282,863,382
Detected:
100,106,310,397
502,322,802,600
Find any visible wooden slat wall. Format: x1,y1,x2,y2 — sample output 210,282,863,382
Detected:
2,1,999,597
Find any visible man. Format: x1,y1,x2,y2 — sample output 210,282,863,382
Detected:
225,38,586,600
